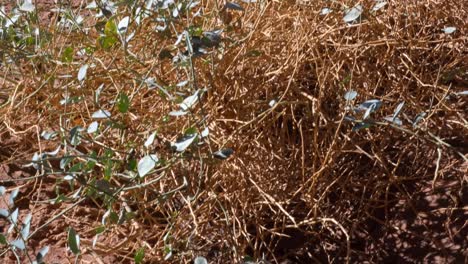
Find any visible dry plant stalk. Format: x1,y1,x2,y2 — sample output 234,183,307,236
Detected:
0,0,466,263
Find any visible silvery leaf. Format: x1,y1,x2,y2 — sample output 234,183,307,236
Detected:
101,210,110,225
384,116,402,126
41,131,57,140
156,24,167,31
5,14,21,28
344,90,358,101
92,109,111,119
169,110,188,116
144,132,157,148
28,152,40,169
77,64,88,82
158,0,174,9
137,154,159,177
202,30,222,47
9,188,20,206
188,2,199,9
70,126,83,146
0,209,8,217
413,112,426,127
118,16,129,33
172,3,182,17
11,239,25,250
87,121,99,133
71,188,82,199
60,156,72,170
343,4,363,23
20,214,32,239
145,78,174,100
194,256,208,264
213,148,234,159
86,1,97,9
64,175,74,181
75,16,84,25
362,106,373,120
145,0,154,10
372,1,387,11
442,27,456,34
45,146,61,156
95,83,105,103
126,31,135,42
357,99,382,112
36,246,50,263
171,134,197,152
180,90,200,110
176,80,189,87
320,8,332,15
392,101,405,119
225,2,244,11
269,99,277,107
19,0,35,12
201,127,209,138
8,208,19,233
174,31,187,46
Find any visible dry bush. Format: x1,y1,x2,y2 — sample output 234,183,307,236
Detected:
0,0,466,263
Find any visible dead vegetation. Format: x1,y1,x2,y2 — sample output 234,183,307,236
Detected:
0,0,467,263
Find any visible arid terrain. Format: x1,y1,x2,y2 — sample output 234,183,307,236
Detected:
0,0,466,263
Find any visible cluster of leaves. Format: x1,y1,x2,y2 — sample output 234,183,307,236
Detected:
0,187,49,263
1,0,246,262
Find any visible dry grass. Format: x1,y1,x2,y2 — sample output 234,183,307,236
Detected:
0,0,467,263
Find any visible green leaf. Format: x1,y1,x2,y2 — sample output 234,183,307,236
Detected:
243,255,255,262
127,158,137,171
86,152,97,170
68,227,80,255
104,19,118,36
54,193,68,204
104,149,114,158
246,50,262,57
69,162,84,173
95,225,106,234
84,46,95,55
188,26,203,37
62,47,74,62
104,163,112,181
117,93,130,113
0,234,7,244
134,247,145,264
109,212,119,224
340,73,352,86
125,211,136,221
98,35,118,49
184,127,197,135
